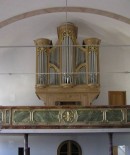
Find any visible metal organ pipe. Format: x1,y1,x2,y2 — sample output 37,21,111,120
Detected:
40,50,43,84
34,38,52,86
67,36,69,74
62,35,73,84
94,51,97,83
43,51,45,85
62,37,66,83
69,36,73,83
90,49,96,84
38,52,40,84
39,51,42,84
83,38,101,85
92,50,94,83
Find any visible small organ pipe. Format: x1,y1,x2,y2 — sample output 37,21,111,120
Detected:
41,51,42,84
41,51,43,84
39,51,41,84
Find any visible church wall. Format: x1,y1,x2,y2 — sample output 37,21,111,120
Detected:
0,133,130,155
0,41,130,106
0,47,43,106
93,46,130,105
0,133,109,155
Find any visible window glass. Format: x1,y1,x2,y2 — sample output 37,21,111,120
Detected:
58,140,82,155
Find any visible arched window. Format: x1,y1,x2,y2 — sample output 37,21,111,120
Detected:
57,140,82,155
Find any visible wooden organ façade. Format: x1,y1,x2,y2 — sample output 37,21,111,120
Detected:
34,22,101,106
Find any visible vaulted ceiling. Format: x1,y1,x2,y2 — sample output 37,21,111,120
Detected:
1,0,130,46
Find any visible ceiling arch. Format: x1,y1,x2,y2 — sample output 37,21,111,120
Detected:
0,7,130,29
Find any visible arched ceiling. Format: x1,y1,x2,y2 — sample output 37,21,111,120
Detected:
0,0,130,46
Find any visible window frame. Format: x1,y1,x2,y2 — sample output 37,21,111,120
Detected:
57,140,82,155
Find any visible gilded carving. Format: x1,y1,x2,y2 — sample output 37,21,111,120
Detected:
61,110,77,123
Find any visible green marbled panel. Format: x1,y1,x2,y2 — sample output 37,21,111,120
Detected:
127,109,130,122
106,110,123,122
0,111,2,122
5,110,10,124
13,111,30,124
77,110,103,122
33,111,59,123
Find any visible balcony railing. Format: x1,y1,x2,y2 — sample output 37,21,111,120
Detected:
0,106,130,129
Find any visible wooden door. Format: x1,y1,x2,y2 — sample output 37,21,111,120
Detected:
113,146,118,155
108,91,126,106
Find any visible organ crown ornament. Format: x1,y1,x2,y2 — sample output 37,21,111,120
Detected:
34,22,101,106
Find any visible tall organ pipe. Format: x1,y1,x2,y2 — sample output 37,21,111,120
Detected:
83,38,101,85
57,23,77,86
34,38,52,86
61,35,74,84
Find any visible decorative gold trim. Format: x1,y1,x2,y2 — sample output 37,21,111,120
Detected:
76,63,86,72
57,22,78,41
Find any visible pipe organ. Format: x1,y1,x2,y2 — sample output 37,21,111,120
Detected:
34,23,101,106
